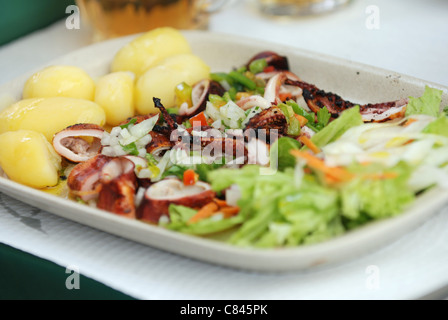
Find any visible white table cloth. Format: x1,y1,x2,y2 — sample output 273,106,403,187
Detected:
0,0,447,300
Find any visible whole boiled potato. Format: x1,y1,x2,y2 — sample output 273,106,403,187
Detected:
111,27,192,78
0,130,61,188
135,54,210,114
0,97,106,141
95,71,135,126
23,65,96,100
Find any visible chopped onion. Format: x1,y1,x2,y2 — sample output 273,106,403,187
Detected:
225,184,241,207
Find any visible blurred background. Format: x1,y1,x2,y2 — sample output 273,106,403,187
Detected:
0,0,447,87
0,0,447,300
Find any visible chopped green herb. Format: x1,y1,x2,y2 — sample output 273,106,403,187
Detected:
121,142,139,156
119,118,137,129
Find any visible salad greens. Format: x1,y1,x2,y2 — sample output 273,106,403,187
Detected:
157,84,447,249
405,86,443,117
310,106,363,148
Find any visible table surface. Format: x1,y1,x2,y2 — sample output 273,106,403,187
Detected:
1,0,448,300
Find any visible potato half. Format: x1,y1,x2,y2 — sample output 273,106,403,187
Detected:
0,130,61,188
0,97,106,141
23,65,96,100
95,71,135,126
111,27,192,78
135,53,210,114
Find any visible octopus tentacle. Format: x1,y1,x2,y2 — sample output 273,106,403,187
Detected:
284,79,408,122
245,106,287,140
97,157,137,218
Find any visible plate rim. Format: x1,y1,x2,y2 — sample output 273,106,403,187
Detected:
0,30,447,272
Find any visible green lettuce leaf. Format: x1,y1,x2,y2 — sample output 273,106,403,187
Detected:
164,204,243,236
405,86,443,117
340,162,415,221
208,166,342,247
269,137,301,171
311,106,363,148
423,115,448,137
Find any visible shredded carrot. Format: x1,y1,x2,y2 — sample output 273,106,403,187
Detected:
290,150,353,182
213,198,228,207
298,135,321,154
188,198,241,224
294,114,308,127
188,202,219,224
220,206,240,218
403,118,417,126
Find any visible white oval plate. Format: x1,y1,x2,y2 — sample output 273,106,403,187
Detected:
0,31,447,272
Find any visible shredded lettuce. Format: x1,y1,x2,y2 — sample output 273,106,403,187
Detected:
405,86,443,117
311,106,363,148
340,162,415,221
165,204,243,236
269,137,301,171
207,165,342,247
423,115,448,137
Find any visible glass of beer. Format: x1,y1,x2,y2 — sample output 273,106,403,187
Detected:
76,0,229,42
258,0,352,16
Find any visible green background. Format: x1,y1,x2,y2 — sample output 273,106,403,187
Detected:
0,0,76,45
0,243,136,300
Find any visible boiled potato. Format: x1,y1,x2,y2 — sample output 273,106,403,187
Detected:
135,54,210,114
0,130,61,188
23,65,95,100
95,71,135,126
111,27,191,77
0,97,106,141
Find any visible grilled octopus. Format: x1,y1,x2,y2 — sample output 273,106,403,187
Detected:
244,51,409,123
284,79,408,122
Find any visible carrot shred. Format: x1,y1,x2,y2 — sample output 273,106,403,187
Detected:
188,198,241,224
188,202,219,224
403,118,417,126
213,198,228,207
290,150,353,183
294,114,308,127
220,206,240,218
298,135,321,154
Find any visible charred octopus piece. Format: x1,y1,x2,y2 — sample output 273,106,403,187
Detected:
153,97,178,131
97,157,137,219
245,106,288,140
67,154,112,201
137,178,216,223
246,51,290,71
285,79,408,122
53,124,105,162
147,131,173,158
178,79,225,117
